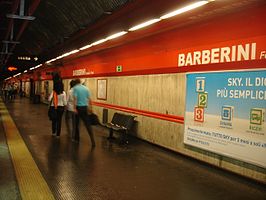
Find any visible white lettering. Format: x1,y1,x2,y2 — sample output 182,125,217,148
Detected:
260,51,266,59
211,48,220,63
73,69,86,76
237,44,249,61
202,50,210,64
231,45,236,61
251,43,256,59
186,53,193,66
177,43,257,67
193,51,201,65
255,77,266,86
220,47,231,62
178,54,185,66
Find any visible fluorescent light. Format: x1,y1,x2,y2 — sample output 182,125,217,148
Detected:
48,49,80,62
91,39,107,46
80,44,93,50
24,70,27,73
129,18,161,31
14,73,21,77
46,58,56,63
80,31,127,50
160,1,209,19
56,55,63,59
106,31,128,40
29,67,35,70
61,49,80,57
34,64,42,69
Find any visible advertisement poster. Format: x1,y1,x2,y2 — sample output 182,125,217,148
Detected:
184,70,266,167
97,79,107,100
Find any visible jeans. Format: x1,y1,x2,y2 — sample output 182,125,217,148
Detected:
51,106,64,136
76,106,95,146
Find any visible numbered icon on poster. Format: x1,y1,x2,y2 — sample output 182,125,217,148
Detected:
250,108,264,125
194,107,204,122
196,78,205,92
198,92,208,108
221,106,234,121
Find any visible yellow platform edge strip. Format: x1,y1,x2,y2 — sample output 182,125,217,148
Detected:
0,101,54,200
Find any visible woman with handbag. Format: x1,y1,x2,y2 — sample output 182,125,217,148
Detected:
48,81,67,137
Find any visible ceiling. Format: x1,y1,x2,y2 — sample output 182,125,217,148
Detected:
0,0,131,79
0,0,264,80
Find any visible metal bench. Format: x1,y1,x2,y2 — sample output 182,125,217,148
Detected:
104,112,136,144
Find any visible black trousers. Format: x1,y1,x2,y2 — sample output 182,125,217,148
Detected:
76,106,95,146
51,106,65,136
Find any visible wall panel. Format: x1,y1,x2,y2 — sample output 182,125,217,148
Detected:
22,3,266,183
78,73,266,183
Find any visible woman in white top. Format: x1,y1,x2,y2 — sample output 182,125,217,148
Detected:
65,80,79,140
48,81,67,137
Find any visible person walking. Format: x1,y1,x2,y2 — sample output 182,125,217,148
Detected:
73,78,95,146
48,81,67,137
65,80,79,141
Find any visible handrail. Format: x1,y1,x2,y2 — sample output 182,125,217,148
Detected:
92,101,184,124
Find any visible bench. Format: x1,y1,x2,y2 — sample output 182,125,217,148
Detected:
104,112,136,144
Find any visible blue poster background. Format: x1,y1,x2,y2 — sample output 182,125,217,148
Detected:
184,70,266,167
186,70,266,120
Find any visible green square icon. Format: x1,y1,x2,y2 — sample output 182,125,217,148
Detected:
198,92,208,108
116,65,123,72
250,108,263,125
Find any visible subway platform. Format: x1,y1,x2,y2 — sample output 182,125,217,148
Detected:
0,97,265,200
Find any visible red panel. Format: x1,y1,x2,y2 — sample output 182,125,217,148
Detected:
92,101,184,124
52,4,266,79
33,4,266,80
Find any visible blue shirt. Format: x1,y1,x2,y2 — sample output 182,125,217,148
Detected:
73,84,90,106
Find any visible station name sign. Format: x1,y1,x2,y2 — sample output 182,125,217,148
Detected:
177,42,266,67
72,68,94,76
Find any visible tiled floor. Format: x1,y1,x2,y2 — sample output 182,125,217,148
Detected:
1,97,266,200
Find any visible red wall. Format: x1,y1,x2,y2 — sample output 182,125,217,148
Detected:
22,3,266,81
55,4,266,79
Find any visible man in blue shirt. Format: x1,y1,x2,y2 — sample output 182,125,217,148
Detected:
73,78,95,146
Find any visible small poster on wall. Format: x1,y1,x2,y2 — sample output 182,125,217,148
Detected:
97,79,107,100
184,70,266,167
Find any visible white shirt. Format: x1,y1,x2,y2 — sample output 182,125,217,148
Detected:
66,88,75,111
48,91,67,107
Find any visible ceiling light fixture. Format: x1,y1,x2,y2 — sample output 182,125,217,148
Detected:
79,44,93,51
129,19,161,31
34,64,42,69
14,73,21,77
160,1,209,19
44,0,213,65
80,31,127,51
46,58,57,64
61,49,80,57
106,31,128,40
91,39,107,46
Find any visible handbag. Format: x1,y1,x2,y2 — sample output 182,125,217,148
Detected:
88,113,99,125
48,96,57,120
